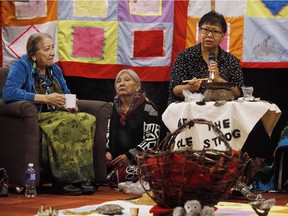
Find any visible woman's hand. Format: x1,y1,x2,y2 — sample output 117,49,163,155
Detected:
62,99,79,113
62,107,78,113
35,93,79,112
172,77,202,100
111,154,129,168
106,151,113,169
208,62,226,82
186,77,202,92
47,93,65,107
208,62,240,96
35,93,65,108
106,151,113,161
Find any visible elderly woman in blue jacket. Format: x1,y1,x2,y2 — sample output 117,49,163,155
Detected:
3,34,71,112
3,33,96,195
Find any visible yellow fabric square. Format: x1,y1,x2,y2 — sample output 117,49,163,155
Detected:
57,20,118,64
246,0,288,18
73,0,107,18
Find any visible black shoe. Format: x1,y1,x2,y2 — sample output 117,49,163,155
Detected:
80,183,96,195
59,184,82,196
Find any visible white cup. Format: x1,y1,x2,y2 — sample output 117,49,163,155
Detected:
64,94,76,109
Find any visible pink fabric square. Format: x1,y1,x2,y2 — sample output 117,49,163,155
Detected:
72,27,104,59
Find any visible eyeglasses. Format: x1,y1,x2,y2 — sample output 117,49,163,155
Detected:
199,28,223,37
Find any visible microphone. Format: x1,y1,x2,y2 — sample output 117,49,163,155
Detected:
208,52,215,81
208,52,215,66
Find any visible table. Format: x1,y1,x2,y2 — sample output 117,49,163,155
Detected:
162,101,281,151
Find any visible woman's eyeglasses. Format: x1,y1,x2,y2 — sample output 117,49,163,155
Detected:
200,28,223,37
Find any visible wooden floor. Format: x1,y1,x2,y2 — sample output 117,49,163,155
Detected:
0,185,287,216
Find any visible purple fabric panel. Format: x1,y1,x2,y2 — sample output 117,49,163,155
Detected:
118,0,174,23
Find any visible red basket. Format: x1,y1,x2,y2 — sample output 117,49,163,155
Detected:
137,118,249,208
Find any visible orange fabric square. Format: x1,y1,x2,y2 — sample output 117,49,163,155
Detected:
2,1,57,26
226,17,244,61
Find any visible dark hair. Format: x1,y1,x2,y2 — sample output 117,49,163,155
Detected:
26,33,52,60
198,10,227,33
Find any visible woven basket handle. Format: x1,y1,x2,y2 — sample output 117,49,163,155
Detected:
159,118,232,154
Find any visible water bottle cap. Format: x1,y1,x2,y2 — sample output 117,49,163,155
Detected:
28,163,34,167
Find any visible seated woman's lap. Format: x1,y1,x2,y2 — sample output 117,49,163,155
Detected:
38,111,96,184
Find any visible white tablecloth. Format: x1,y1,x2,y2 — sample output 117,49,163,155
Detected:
162,101,281,151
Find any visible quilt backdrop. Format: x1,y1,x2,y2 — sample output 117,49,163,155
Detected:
1,0,288,82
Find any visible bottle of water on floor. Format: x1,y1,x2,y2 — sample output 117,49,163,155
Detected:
24,163,37,197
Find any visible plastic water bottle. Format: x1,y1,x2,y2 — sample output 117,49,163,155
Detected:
0,168,8,197
24,163,37,197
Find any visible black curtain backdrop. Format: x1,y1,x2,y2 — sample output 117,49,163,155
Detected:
65,68,288,164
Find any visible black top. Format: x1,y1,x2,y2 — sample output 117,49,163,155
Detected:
168,43,244,104
107,100,161,164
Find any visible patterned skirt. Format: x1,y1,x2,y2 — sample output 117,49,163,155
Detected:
38,111,96,184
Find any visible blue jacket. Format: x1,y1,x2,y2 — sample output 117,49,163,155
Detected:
3,55,70,104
